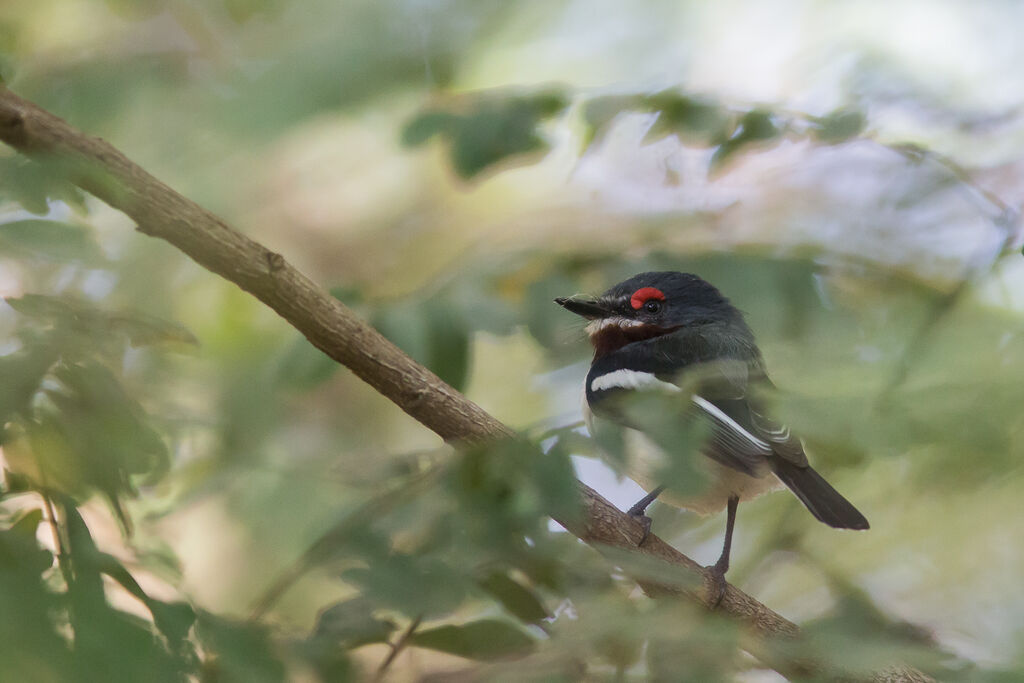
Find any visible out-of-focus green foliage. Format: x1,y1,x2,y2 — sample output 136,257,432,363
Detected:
2,0,1024,680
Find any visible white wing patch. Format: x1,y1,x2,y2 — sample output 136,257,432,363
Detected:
589,369,683,394
691,395,771,451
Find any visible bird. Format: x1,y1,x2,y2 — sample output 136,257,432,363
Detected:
555,271,868,602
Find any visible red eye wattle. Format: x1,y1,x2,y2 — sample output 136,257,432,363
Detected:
630,287,666,310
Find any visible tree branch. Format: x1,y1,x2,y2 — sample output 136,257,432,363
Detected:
0,87,932,682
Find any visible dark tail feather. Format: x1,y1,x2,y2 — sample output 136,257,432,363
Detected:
772,461,869,530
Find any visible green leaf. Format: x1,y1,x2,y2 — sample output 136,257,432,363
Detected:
311,597,397,648
581,95,642,148
197,612,286,683
0,509,53,576
273,335,339,390
811,107,866,144
0,344,58,436
404,91,569,179
6,294,197,349
709,109,781,173
0,157,88,215
342,554,467,618
0,219,105,263
9,508,44,538
98,552,196,646
107,311,199,347
401,110,458,146
409,619,535,660
643,92,733,146
477,571,548,624
373,299,471,391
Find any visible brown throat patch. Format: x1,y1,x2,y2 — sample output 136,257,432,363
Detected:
590,323,678,358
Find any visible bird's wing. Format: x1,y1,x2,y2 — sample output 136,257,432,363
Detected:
666,359,809,475
678,358,809,464
587,357,797,476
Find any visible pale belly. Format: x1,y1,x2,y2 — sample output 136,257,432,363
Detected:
585,402,782,516
624,428,783,514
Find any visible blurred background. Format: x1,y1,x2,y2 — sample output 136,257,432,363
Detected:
2,0,1024,680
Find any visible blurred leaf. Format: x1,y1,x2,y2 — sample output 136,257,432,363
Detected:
811,107,866,144
221,0,287,22
710,109,782,173
311,597,397,648
0,156,88,215
197,612,286,683
8,362,172,530
643,91,734,146
403,91,568,179
401,111,458,146
108,312,199,348
525,273,580,351
273,335,339,390
9,508,44,539
0,508,53,576
409,619,535,660
373,299,471,391
0,219,105,263
0,343,58,438
581,94,642,148
98,552,196,648
7,294,197,349
52,361,169,477
477,571,548,624
342,554,467,618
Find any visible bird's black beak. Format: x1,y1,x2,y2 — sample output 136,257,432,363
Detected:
554,296,612,319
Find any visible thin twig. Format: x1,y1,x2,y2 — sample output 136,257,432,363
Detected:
40,490,73,587
375,614,423,681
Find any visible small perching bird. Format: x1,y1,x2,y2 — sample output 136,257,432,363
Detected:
555,271,868,602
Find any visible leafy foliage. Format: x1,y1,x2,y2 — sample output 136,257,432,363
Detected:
403,90,569,179
1,1,1022,680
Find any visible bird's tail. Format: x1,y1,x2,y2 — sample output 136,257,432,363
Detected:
772,460,869,530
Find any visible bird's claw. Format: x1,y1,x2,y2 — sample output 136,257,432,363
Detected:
627,509,653,546
704,563,729,608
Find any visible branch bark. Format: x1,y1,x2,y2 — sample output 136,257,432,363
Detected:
0,87,931,682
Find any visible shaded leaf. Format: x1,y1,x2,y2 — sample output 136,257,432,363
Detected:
197,612,286,683
581,94,642,148
709,109,782,173
0,157,87,215
6,294,197,348
311,597,397,648
273,335,339,390
98,552,196,647
401,111,458,146
0,509,53,576
0,219,105,263
811,107,866,144
372,299,471,391
403,91,568,179
342,554,467,618
643,92,734,146
477,571,548,624
409,619,535,660
0,343,58,438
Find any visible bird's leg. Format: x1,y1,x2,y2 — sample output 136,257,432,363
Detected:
626,486,664,546
706,495,739,608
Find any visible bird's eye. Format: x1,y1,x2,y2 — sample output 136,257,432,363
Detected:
643,300,661,313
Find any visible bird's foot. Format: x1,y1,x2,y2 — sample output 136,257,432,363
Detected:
704,562,729,608
626,507,654,546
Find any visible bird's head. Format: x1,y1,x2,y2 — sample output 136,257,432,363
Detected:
555,271,743,357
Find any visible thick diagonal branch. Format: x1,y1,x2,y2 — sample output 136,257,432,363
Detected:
0,87,931,682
